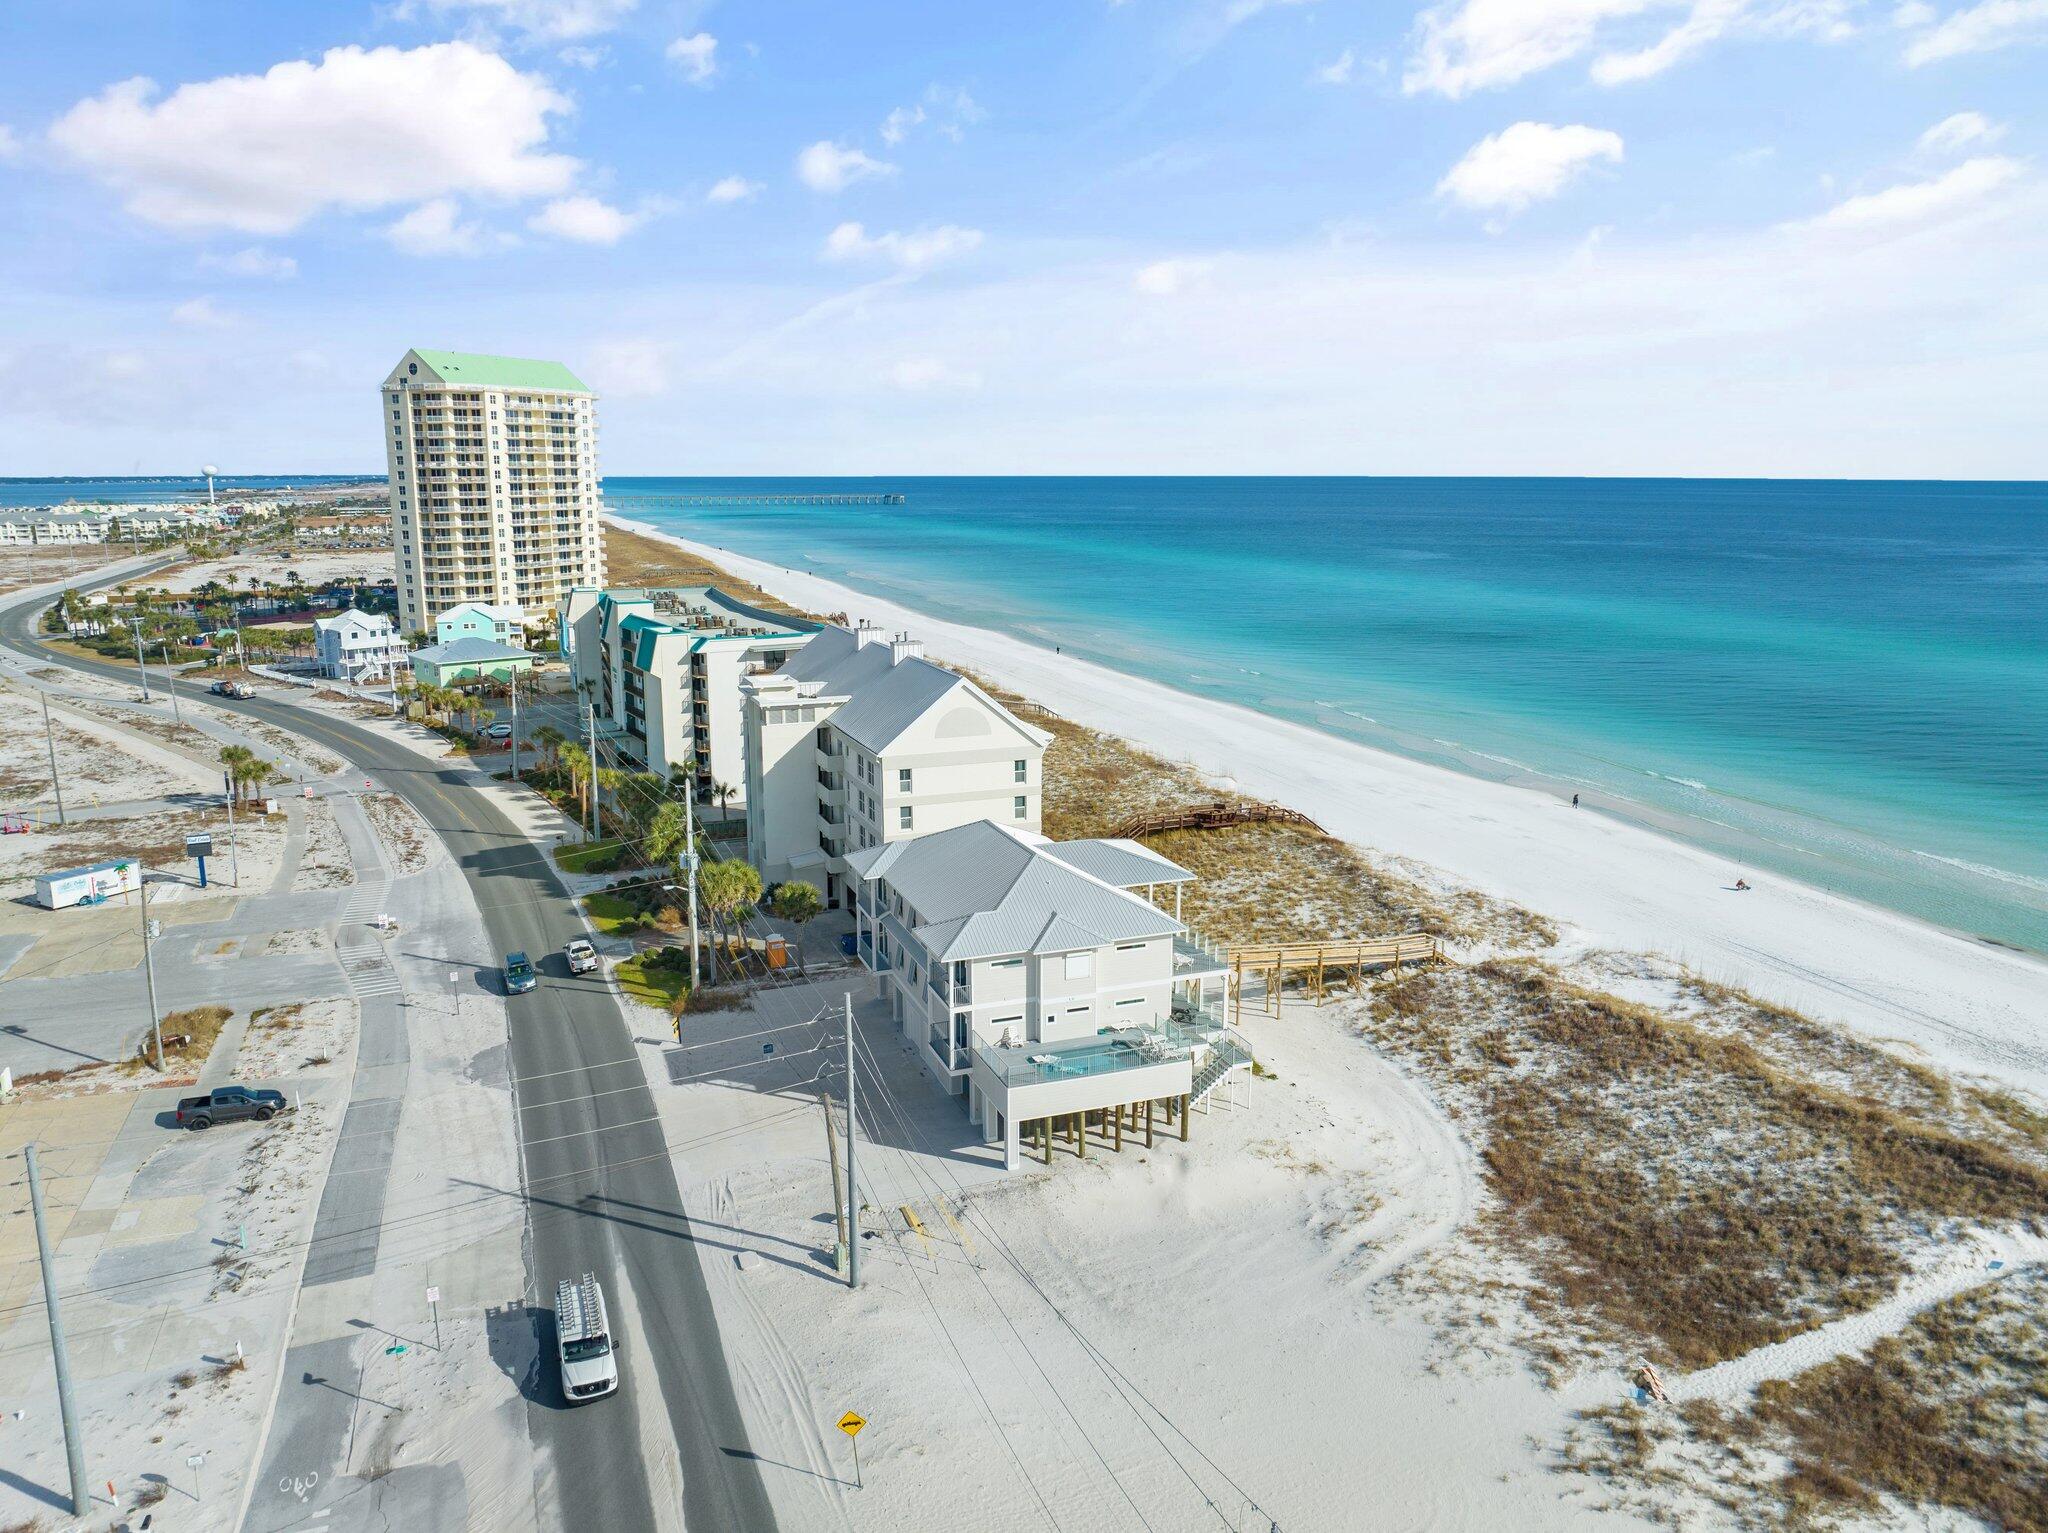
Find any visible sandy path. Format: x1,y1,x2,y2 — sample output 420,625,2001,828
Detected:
628,518,2048,1105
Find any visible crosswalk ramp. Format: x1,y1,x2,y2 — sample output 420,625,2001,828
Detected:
341,877,391,924
338,942,403,999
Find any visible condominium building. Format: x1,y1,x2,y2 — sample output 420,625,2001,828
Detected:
380,349,607,636
847,819,1238,1168
559,586,815,804
742,620,1053,908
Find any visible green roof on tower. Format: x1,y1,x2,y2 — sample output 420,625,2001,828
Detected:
407,350,590,392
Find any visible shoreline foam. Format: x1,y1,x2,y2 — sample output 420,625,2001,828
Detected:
609,513,2048,1103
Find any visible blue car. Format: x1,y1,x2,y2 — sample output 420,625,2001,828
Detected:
505,951,538,994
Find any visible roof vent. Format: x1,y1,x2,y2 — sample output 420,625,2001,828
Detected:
889,632,924,666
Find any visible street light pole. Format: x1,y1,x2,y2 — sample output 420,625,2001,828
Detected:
40,692,66,826
129,616,151,701
24,1144,91,1517
845,992,859,1290
510,675,520,781
159,641,183,726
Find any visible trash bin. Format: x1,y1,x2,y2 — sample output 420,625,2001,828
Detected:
765,934,789,970
838,932,857,957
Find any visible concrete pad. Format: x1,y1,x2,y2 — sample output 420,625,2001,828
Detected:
105,1193,206,1247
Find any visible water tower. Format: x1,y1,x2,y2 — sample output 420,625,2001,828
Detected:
202,464,219,505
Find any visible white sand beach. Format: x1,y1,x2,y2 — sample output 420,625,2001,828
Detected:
615,515,2048,1105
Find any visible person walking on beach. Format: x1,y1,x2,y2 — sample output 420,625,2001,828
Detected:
1571,793,1579,807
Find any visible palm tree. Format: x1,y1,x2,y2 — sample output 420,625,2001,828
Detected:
712,780,737,822
534,723,566,772
559,742,591,819
594,767,624,834
767,880,823,973
697,856,763,978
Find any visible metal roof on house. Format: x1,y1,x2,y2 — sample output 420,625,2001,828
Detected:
314,609,394,635
1039,838,1197,889
778,625,1051,756
846,820,1184,963
410,350,590,393
410,637,533,665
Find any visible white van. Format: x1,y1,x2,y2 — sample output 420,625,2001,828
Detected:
555,1274,619,1402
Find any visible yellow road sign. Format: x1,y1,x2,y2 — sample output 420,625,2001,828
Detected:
837,1411,867,1438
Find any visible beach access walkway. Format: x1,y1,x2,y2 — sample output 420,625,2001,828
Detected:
1229,933,1446,1021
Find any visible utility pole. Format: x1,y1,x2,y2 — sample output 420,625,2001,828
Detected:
139,870,164,1069
40,692,66,826
129,616,151,701
24,1144,91,1517
509,675,520,781
159,642,183,726
686,780,700,991
583,693,598,838
225,770,241,888
845,992,859,1290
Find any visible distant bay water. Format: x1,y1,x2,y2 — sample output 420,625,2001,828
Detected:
607,476,2048,957
0,475,376,507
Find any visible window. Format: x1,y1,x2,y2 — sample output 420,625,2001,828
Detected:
1064,952,1092,980
991,958,1023,969
898,805,913,830
1116,941,1147,951
1014,795,1028,819
1014,758,1028,782
952,961,968,985
898,767,912,791
1116,997,1144,1008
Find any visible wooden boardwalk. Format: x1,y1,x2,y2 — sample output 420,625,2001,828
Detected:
1114,800,1325,840
1228,933,1446,1021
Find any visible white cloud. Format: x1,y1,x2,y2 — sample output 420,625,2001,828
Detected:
49,43,577,235
558,44,611,69
1438,122,1625,215
796,141,896,193
1134,258,1209,295
1405,0,1855,96
822,222,983,270
383,198,496,257
880,106,924,146
528,194,643,243
1892,0,1936,21
666,33,719,84
1313,47,1359,82
884,357,982,391
199,247,298,280
1795,155,2027,235
706,175,760,204
880,85,984,147
1903,0,2048,62
584,338,670,397
0,124,20,162
1918,111,2004,155
171,296,234,327
410,0,637,43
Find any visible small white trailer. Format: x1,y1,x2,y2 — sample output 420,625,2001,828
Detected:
34,858,142,910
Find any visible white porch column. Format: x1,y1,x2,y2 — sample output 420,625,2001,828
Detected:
968,1083,982,1128
1002,1111,1019,1170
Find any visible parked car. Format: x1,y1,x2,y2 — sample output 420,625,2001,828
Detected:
555,1274,619,1402
174,1086,288,1131
504,951,538,993
485,722,513,739
208,680,255,699
564,937,598,974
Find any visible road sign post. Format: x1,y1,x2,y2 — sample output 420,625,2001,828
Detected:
187,1451,205,1502
837,1411,866,1489
427,1285,441,1351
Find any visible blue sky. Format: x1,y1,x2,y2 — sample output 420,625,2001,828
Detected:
1,0,2044,475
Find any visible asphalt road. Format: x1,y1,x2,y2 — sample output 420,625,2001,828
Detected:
0,569,777,1533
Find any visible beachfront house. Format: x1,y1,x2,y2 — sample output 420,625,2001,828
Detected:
557,585,815,806
314,608,409,684
407,636,537,687
434,600,525,647
847,819,1239,1168
742,620,1052,909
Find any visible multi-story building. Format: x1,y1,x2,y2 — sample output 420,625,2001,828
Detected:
847,818,1238,1168
434,601,525,647
558,586,813,804
0,510,110,545
742,620,1052,908
380,349,607,636
314,609,410,683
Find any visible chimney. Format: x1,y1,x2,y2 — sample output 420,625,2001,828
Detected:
853,618,885,649
889,632,924,666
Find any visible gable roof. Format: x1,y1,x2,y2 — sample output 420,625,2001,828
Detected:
405,350,589,393
1040,838,1196,889
315,609,393,636
846,820,1184,962
411,637,532,665
777,625,1051,756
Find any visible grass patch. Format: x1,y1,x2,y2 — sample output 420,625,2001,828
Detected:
617,947,691,1010
124,1004,232,1072
556,836,632,875
583,891,641,934
1365,961,2048,1370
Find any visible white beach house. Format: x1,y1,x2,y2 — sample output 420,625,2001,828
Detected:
314,609,409,683
557,585,814,805
847,819,1240,1169
742,621,1052,909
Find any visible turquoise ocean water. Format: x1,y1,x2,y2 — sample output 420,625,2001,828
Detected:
607,477,2048,957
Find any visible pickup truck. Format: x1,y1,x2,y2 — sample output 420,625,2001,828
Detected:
174,1086,288,1131
564,938,599,974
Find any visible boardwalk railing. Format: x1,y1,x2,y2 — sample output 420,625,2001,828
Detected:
1227,933,1446,1020
1114,801,1326,840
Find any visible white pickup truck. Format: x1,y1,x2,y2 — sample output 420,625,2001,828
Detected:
555,1274,619,1402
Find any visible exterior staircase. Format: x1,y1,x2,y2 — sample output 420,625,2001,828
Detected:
1190,1029,1255,1108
